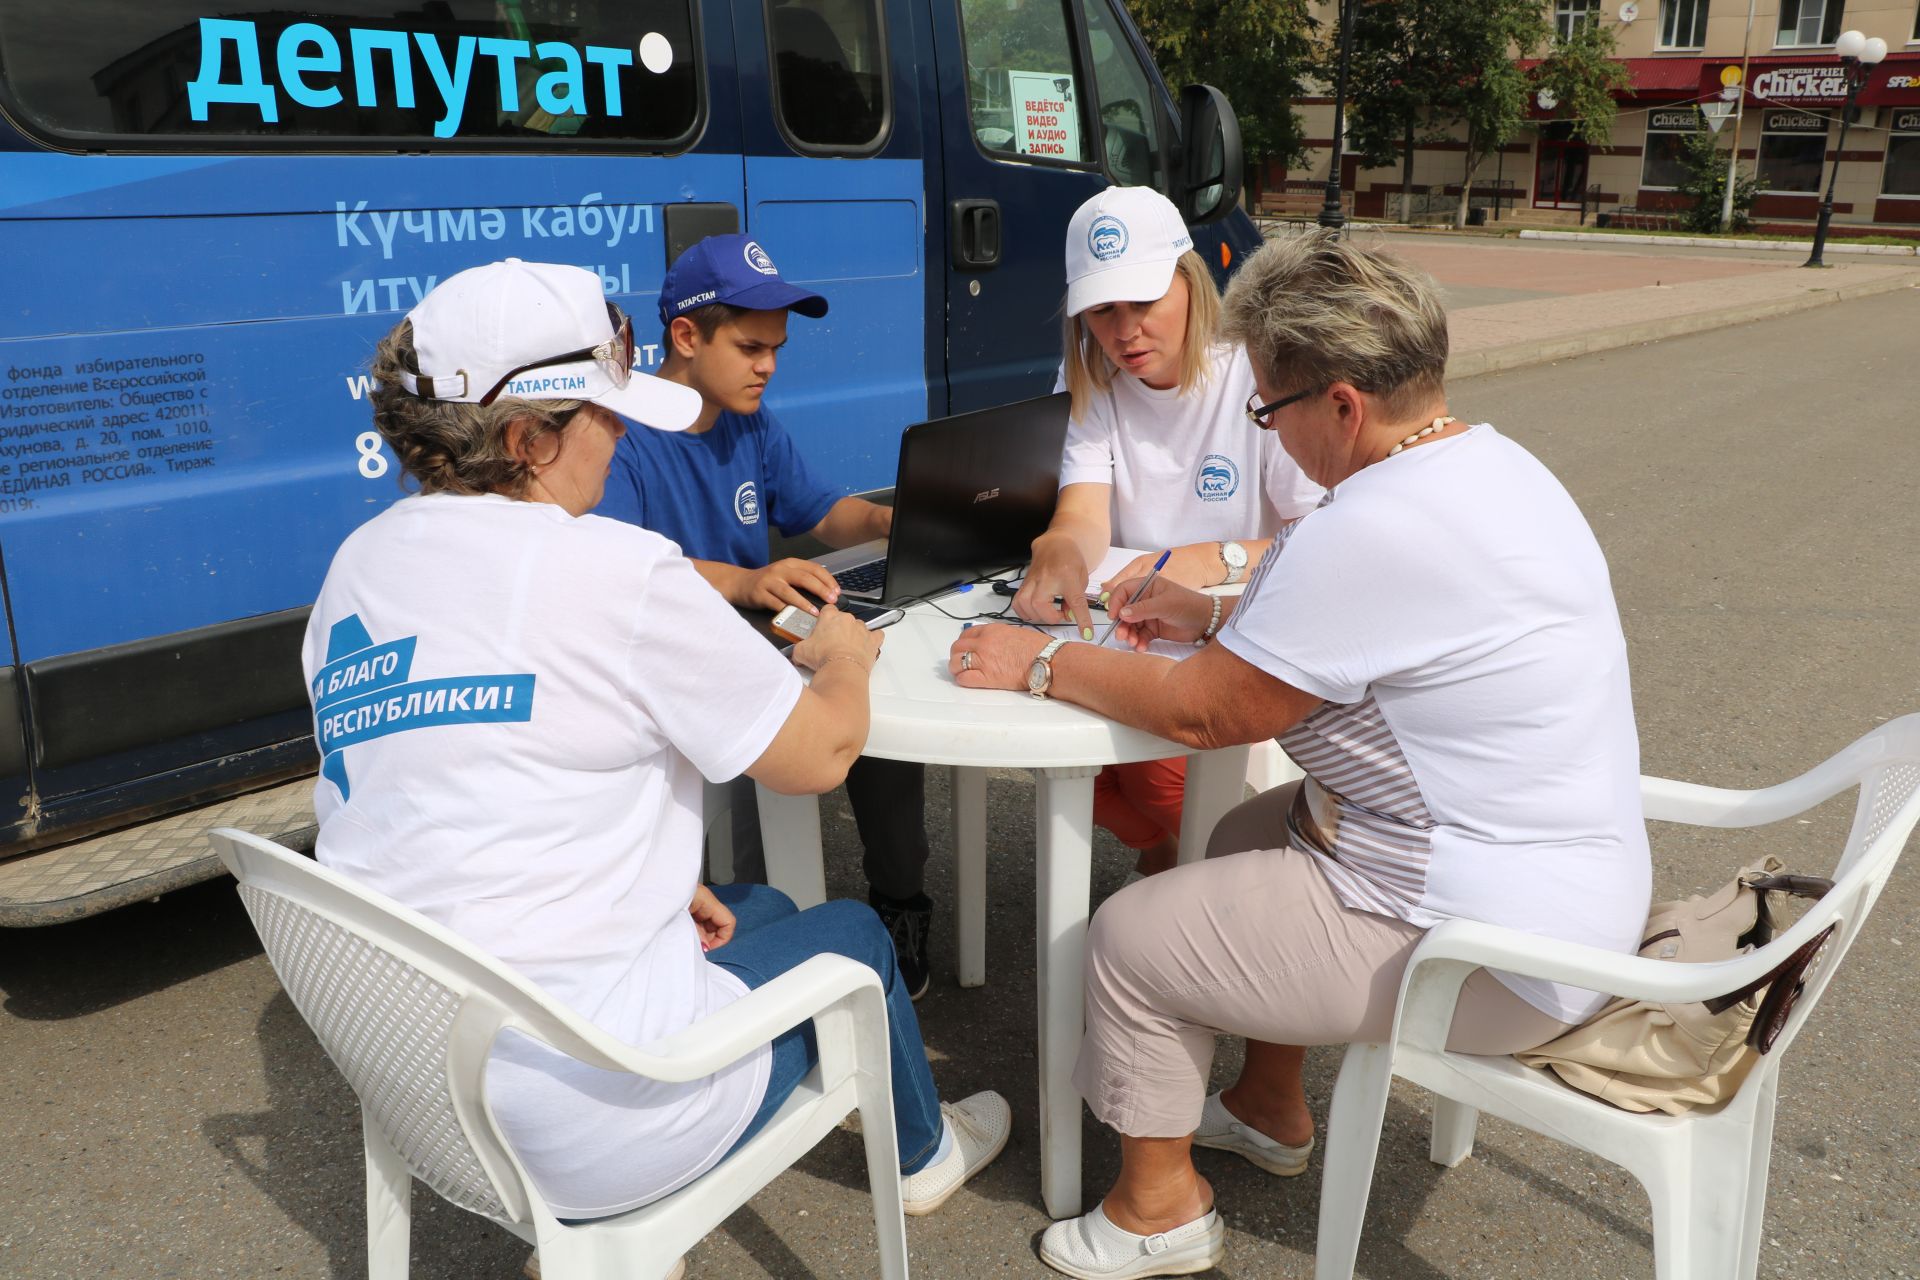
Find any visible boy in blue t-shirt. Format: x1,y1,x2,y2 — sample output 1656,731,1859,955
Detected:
595,234,935,998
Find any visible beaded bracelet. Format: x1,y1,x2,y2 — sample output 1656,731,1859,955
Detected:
1194,593,1225,647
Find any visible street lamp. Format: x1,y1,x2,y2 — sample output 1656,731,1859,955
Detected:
1804,29,1888,267
1319,0,1355,233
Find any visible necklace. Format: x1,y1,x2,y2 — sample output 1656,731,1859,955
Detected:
1385,415,1459,458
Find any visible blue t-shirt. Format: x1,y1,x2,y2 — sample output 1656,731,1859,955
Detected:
595,408,840,568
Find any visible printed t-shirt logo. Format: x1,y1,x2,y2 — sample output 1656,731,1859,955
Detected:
1088,215,1129,261
1195,453,1240,502
311,614,536,802
744,240,779,275
734,480,761,525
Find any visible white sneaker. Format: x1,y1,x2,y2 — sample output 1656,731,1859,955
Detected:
1039,1204,1224,1279
900,1090,1012,1215
1190,1091,1313,1177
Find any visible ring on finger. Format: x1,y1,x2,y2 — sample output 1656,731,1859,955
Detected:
960,651,975,672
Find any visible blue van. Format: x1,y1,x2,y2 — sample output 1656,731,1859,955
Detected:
0,0,1260,923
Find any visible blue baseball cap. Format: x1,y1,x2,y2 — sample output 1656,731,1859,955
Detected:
657,234,829,324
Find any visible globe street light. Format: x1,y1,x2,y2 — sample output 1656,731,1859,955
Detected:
1805,30,1888,267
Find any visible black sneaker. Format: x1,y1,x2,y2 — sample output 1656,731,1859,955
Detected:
869,890,932,1001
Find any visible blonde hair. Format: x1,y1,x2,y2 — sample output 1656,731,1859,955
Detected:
369,320,584,497
1059,250,1221,419
1219,230,1449,419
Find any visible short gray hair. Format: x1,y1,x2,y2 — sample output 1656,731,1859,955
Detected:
369,320,583,497
1221,231,1449,416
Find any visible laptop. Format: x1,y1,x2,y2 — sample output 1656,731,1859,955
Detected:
819,392,1070,605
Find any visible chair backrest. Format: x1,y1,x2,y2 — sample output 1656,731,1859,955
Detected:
210,828,625,1228
1744,717,1920,1065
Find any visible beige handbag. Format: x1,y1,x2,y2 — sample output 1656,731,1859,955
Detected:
1515,857,1834,1115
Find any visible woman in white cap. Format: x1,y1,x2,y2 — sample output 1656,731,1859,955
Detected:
1014,187,1323,876
304,260,1008,1275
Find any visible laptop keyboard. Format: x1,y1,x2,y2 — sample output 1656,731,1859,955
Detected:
833,558,889,594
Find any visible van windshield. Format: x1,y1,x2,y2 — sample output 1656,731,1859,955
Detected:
0,1,700,148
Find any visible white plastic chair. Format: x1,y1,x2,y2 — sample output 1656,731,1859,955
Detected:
1314,715,1920,1280
208,828,909,1280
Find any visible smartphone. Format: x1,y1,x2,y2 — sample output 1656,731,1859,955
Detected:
771,597,903,644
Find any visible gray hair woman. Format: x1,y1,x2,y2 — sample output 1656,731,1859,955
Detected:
950,233,1650,1278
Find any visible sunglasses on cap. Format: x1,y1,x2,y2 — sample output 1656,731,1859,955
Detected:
477,303,635,407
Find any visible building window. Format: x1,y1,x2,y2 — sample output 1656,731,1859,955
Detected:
1641,107,1701,188
1756,110,1830,191
1555,0,1601,41
767,0,889,152
1659,0,1709,49
1776,0,1844,47
1885,109,1920,196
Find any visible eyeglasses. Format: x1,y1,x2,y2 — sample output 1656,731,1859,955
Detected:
1244,386,1316,429
478,304,634,406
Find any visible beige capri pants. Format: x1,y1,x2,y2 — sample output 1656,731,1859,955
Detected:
1072,783,1578,1138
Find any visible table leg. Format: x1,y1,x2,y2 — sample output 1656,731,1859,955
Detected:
950,766,988,989
754,783,826,910
1177,745,1252,866
1034,764,1099,1220
702,779,736,886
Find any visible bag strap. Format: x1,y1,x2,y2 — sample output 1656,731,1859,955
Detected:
1745,873,1833,899
1750,924,1837,1053
1701,874,1835,1017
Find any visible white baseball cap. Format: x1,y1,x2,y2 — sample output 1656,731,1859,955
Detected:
1064,187,1195,318
398,259,700,431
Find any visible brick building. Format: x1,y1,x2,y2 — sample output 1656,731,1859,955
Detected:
1280,0,1920,232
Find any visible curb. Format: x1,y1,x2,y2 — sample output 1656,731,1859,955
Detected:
1448,269,1920,380
1517,228,1919,256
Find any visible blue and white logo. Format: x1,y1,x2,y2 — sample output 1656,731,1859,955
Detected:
734,480,761,525
1088,215,1129,262
743,240,779,275
1195,453,1240,502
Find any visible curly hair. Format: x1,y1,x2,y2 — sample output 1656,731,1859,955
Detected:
1220,231,1449,419
368,320,584,497
1058,250,1221,421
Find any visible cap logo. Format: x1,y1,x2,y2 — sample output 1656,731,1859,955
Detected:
1088,215,1129,262
743,240,779,276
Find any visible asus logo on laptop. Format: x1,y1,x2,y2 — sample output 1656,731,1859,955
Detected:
972,487,1000,504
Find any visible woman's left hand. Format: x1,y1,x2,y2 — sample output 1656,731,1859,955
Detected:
689,884,736,952
949,623,1050,691
1101,542,1221,598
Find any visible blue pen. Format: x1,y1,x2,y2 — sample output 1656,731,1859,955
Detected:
1098,549,1171,647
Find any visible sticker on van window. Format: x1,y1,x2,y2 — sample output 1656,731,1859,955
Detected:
1007,70,1081,162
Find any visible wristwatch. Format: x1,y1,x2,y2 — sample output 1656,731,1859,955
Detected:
1027,637,1070,699
1218,540,1250,585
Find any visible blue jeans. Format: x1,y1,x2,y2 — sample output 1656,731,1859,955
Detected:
707,884,944,1173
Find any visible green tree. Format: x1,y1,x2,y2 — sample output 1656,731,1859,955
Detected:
1674,115,1757,232
1529,19,1633,147
1130,0,1316,185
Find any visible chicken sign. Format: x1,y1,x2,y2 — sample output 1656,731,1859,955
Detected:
1008,70,1081,162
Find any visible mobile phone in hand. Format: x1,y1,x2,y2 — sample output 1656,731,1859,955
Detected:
771,598,903,644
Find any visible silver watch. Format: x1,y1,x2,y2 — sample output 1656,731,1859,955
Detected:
1218,540,1250,585
1027,637,1070,699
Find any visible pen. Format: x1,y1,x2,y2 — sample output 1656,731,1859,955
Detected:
1098,549,1170,647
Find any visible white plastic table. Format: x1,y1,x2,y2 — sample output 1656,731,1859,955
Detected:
754,585,1252,1219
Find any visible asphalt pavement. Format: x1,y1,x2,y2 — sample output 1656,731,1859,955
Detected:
2,286,1916,1279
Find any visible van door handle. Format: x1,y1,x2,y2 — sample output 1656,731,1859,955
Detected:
950,199,1002,271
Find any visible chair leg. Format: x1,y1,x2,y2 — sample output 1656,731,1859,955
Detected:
1643,1116,1763,1280
1428,1096,1478,1168
363,1113,412,1280
950,766,987,989
1314,1044,1396,1280
847,988,910,1280
1736,1079,1779,1280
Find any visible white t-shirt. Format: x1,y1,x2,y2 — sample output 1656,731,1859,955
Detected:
304,492,804,1218
1055,344,1324,551
1218,426,1650,1023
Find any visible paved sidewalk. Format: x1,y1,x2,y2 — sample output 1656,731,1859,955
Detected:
1285,230,1920,379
